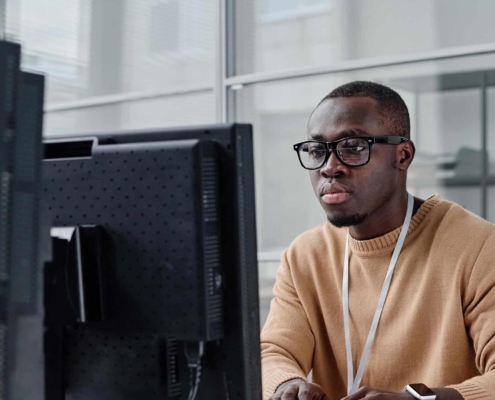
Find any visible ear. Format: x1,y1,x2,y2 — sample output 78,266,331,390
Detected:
396,140,415,171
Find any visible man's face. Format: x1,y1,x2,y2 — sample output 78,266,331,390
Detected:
307,97,401,227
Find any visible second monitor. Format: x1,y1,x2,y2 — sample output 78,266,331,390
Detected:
42,124,261,400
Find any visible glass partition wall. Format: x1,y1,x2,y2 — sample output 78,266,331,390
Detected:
9,0,495,328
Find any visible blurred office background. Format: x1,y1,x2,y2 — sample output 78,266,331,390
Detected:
6,0,495,326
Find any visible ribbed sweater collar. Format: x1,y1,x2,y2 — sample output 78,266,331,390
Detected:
348,194,442,256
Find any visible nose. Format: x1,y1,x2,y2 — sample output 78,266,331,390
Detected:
319,149,348,178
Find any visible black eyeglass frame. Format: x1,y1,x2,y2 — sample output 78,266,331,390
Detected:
293,135,410,170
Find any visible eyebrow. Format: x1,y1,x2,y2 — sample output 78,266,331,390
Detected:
309,129,370,141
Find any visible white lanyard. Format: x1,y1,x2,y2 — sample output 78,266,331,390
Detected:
343,193,414,395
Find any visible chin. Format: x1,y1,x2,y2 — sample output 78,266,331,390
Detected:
327,212,367,228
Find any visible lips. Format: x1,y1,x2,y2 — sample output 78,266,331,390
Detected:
320,183,351,205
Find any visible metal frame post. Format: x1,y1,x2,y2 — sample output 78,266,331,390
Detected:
215,0,228,123
224,0,236,122
481,72,488,219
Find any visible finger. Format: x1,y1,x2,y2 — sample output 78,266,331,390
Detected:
280,386,299,400
298,386,328,400
297,390,308,400
296,386,313,400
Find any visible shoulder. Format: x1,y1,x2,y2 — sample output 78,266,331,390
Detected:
424,197,495,277
434,198,495,242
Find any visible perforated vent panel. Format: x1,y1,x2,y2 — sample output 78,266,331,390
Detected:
164,338,181,398
200,155,222,338
204,235,221,323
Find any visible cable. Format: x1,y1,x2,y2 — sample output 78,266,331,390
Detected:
184,341,205,400
188,362,202,400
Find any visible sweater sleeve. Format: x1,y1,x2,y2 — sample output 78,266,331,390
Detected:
260,248,315,400
448,232,495,400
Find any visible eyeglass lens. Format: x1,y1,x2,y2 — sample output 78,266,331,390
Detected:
299,138,370,168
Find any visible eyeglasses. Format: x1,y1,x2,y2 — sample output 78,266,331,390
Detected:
293,136,409,170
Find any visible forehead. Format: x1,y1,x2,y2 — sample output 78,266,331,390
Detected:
307,97,386,140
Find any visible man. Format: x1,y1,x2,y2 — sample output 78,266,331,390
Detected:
261,81,495,400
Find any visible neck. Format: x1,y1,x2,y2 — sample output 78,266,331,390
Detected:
349,191,423,241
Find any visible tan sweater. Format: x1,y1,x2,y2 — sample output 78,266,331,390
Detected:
261,195,495,400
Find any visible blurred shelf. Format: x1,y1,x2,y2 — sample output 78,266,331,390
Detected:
409,175,495,187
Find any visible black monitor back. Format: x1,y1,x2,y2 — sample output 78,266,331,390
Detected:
0,39,45,400
42,124,261,400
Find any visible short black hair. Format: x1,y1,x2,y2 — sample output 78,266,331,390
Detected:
316,81,410,138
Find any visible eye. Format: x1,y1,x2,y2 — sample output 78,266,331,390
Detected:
344,146,365,153
310,149,326,156
307,144,326,157
340,139,367,153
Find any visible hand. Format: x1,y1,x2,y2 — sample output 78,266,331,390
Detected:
342,387,412,400
269,378,330,400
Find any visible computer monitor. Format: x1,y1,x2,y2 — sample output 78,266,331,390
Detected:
0,39,45,400
42,124,261,400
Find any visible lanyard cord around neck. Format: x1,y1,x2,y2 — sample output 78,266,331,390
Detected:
342,193,414,395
